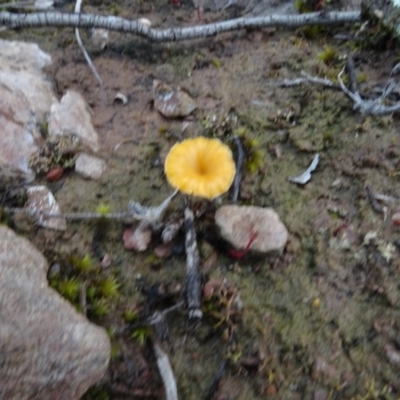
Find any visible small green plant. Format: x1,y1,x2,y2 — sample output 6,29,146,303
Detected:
158,125,168,135
40,121,49,137
71,253,94,274
234,128,264,172
131,326,151,346
92,299,111,318
211,58,222,68
86,285,98,301
357,72,367,83
57,278,81,302
96,202,110,216
99,276,120,299
317,46,337,65
110,342,120,359
123,308,139,323
352,378,390,400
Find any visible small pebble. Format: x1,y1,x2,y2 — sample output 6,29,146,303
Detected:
46,167,64,182
154,242,173,258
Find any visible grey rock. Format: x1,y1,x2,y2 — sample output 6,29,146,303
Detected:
26,185,67,231
0,40,56,187
153,80,197,118
0,39,55,124
0,111,37,187
75,153,107,180
48,90,100,152
215,205,288,253
0,225,110,400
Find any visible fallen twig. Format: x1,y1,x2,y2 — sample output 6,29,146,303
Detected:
184,199,203,321
7,208,139,220
129,190,178,228
0,10,361,42
74,0,102,85
204,359,227,400
271,61,400,116
231,136,244,203
268,70,341,89
118,301,184,338
0,0,53,10
374,193,400,204
153,343,179,400
7,190,178,224
338,65,400,115
146,301,184,341
345,54,357,94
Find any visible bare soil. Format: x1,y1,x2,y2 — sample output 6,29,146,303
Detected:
2,1,400,399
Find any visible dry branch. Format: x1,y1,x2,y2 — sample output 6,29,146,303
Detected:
0,10,361,42
74,0,102,85
268,70,341,88
184,200,203,321
231,136,244,203
338,65,400,115
154,343,178,400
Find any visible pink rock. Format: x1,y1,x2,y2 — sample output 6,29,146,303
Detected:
215,205,288,254
154,242,173,258
123,222,152,252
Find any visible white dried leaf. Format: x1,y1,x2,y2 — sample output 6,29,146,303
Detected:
113,92,128,105
288,153,319,185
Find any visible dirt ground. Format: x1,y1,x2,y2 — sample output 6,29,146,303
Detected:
2,0,400,399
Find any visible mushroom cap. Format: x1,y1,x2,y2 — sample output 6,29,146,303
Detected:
164,137,236,199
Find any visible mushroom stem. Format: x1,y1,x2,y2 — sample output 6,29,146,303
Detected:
184,198,203,321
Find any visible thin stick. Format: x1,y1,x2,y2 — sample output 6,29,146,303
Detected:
74,0,102,85
7,190,178,222
204,359,227,400
184,199,203,321
272,64,400,116
232,136,244,203
7,208,140,220
0,11,361,42
345,54,357,94
267,70,341,89
117,301,184,337
154,343,178,400
338,65,400,115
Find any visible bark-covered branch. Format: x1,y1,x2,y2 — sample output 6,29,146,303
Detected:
0,10,361,42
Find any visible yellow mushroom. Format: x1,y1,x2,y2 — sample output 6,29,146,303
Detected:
164,137,236,200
